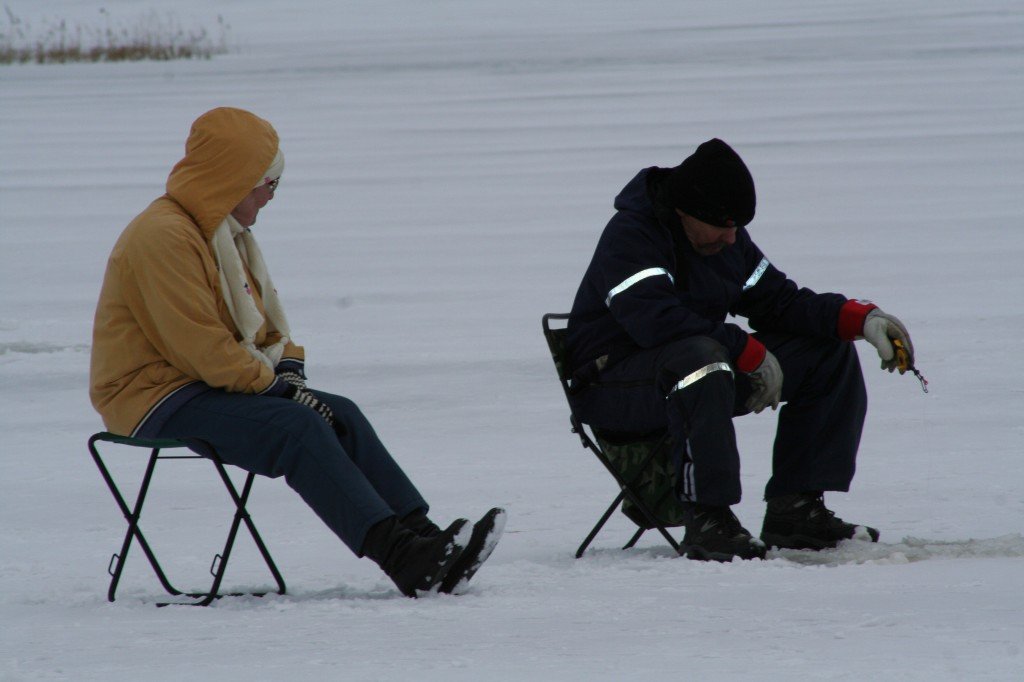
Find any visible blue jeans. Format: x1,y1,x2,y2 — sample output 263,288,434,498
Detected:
157,388,428,555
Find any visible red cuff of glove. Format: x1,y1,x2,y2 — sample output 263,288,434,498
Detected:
837,299,879,340
735,336,767,373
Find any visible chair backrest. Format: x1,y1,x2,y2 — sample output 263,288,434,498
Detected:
541,313,572,387
541,313,594,450
541,313,686,529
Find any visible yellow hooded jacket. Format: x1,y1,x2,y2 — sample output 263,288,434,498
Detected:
90,107,303,436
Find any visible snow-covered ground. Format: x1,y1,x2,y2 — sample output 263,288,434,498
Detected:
2,1,1023,679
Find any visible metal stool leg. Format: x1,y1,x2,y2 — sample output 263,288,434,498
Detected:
213,460,287,598
573,431,684,558
179,460,286,606
623,527,645,550
575,489,626,559
89,436,188,600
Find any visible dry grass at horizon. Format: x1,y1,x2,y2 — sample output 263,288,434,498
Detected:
0,6,228,64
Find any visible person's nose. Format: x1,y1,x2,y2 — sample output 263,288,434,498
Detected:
721,227,737,244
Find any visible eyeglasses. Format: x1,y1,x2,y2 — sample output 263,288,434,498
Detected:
266,177,280,192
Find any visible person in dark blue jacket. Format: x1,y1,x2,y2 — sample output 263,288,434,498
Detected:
565,138,914,561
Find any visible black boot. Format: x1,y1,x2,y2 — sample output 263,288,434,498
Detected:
760,492,880,550
682,504,766,562
362,516,471,597
401,509,442,537
439,507,507,595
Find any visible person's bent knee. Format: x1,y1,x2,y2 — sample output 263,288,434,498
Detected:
655,336,732,396
658,336,730,367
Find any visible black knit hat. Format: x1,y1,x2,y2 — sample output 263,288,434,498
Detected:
659,138,756,228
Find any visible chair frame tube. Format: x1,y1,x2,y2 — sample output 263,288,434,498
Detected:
542,314,685,559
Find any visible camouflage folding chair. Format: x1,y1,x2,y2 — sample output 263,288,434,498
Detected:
542,313,687,558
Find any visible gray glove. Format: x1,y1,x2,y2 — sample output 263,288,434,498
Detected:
282,383,335,426
745,349,783,414
862,309,913,372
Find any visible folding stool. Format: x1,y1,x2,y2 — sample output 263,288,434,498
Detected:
88,432,286,606
542,313,687,558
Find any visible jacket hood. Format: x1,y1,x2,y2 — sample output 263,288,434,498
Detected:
613,168,658,215
165,107,279,239
615,166,689,237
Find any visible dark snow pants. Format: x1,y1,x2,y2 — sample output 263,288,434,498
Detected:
157,388,428,555
569,333,867,506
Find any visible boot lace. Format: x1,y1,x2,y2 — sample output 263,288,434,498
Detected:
805,493,849,530
697,506,749,538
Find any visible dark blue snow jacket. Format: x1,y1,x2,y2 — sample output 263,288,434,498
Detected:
565,167,852,379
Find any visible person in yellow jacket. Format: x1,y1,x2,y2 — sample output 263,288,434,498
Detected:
90,107,505,597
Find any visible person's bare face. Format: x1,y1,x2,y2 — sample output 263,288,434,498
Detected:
230,180,277,227
676,209,737,256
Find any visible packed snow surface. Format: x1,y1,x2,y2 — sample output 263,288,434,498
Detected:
1,1,1022,680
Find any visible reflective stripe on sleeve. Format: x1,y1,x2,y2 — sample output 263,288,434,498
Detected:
666,362,733,398
605,268,675,307
742,257,770,291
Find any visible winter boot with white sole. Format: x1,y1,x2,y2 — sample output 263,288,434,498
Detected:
760,492,879,550
362,516,471,597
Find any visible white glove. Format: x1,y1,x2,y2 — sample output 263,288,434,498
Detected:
745,349,783,414
862,309,913,372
